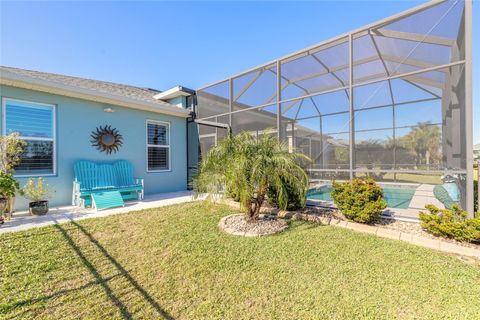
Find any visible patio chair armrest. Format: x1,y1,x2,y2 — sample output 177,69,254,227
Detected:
72,180,82,206
135,178,144,187
73,180,81,191
134,178,145,200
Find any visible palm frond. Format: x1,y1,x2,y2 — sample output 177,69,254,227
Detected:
194,128,311,220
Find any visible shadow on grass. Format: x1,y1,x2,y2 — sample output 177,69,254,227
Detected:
0,228,60,242
286,220,324,233
70,220,174,319
5,273,121,313
53,223,133,318
48,221,174,320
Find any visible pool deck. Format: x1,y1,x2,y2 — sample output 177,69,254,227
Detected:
385,184,445,221
408,184,445,210
308,183,446,222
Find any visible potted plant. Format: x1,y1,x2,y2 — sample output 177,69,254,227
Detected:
0,133,27,217
0,172,21,219
22,177,54,215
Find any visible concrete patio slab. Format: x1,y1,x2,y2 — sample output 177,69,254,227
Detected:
0,191,200,234
416,184,435,192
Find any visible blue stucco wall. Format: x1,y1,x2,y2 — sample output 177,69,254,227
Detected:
167,96,186,108
0,85,188,210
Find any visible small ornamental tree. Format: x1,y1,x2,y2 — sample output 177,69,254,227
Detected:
0,133,27,174
0,133,26,214
331,178,387,223
194,131,310,222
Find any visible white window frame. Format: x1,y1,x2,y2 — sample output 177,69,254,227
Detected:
1,97,57,177
146,119,171,172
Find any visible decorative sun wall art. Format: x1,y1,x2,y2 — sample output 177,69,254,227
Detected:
90,125,123,154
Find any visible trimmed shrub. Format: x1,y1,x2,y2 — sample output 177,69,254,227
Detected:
267,176,307,211
419,204,480,243
330,178,387,224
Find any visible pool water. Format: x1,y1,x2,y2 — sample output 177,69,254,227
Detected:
307,185,416,209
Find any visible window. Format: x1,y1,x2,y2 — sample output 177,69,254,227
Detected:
146,120,170,171
2,98,56,176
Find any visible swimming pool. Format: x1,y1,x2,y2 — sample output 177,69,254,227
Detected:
307,185,416,209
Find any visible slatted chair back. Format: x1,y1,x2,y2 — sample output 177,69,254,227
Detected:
97,163,117,189
74,160,98,191
114,160,135,187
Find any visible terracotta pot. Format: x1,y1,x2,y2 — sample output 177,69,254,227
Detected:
29,200,49,215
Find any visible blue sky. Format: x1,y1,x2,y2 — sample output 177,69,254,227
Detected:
1,0,478,144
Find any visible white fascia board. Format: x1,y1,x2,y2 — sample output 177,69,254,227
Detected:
0,71,191,118
153,86,193,100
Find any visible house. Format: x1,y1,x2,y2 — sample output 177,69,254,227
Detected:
474,143,480,162
0,0,474,216
0,66,195,210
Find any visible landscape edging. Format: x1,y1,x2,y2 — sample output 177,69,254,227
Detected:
221,199,480,259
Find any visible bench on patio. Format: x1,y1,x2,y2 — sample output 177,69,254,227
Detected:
72,160,144,209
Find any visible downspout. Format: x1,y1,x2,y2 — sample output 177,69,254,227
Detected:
186,92,197,190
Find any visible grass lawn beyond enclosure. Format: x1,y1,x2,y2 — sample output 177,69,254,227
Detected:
1,202,480,319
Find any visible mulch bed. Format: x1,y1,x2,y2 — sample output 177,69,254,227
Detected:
219,214,288,237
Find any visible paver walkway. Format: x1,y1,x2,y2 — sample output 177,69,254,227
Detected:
0,191,200,234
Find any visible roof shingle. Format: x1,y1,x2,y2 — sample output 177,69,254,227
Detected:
0,66,178,107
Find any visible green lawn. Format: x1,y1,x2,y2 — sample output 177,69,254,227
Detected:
354,172,442,185
382,172,442,184
1,202,480,319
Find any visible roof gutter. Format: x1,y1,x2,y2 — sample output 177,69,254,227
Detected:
0,70,191,118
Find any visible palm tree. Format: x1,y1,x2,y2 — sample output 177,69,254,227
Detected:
194,131,310,222
400,122,441,168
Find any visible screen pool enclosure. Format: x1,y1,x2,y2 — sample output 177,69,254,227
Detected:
192,0,474,217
